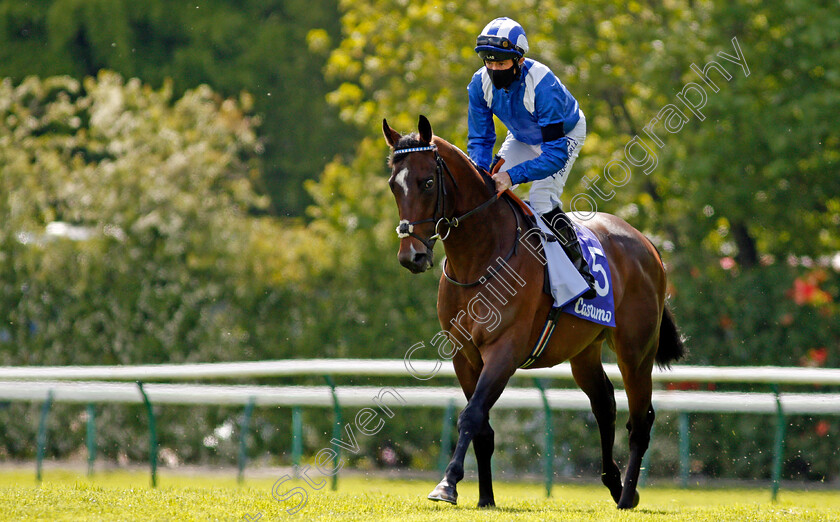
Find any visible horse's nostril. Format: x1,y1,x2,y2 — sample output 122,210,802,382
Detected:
413,252,427,264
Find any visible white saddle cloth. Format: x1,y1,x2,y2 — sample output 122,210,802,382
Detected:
526,203,590,307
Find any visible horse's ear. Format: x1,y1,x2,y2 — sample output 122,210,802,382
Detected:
382,118,401,148
418,115,433,144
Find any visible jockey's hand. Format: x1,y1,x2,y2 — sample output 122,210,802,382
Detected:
490,156,505,175
491,171,512,194
489,156,510,193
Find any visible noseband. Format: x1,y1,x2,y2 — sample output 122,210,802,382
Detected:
393,144,499,251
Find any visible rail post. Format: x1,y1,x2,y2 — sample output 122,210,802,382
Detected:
36,390,54,482
437,398,455,475
771,384,786,502
238,396,256,485
533,378,553,498
639,421,655,487
325,376,342,491
678,412,690,488
86,403,97,477
291,406,303,474
136,381,158,488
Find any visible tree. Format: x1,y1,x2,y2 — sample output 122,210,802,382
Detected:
322,0,839,258
319,0,840,350
0,0,360,215
0,72,277,365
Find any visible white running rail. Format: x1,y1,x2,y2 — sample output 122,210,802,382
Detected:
0,380,839,414
1,359,839,385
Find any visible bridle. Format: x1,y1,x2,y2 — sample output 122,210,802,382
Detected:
392,143,523,287
392,144,499,252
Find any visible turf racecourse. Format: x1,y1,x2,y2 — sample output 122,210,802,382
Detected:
1,468,838,521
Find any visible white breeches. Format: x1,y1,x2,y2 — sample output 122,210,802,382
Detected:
497,110,586,214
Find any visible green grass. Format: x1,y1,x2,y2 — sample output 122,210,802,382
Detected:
1,467,838,521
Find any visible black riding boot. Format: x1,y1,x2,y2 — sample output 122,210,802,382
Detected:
541,206,598,299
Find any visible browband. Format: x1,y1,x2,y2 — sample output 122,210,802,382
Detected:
393,145,437,154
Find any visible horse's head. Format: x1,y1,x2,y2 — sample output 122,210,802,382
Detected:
383,115,444,273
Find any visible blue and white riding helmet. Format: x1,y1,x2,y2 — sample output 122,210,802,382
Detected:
474,17,529,62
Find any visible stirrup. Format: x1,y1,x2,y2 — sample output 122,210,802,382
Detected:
579,281,597,299
569,245,598,299
540,207,597,298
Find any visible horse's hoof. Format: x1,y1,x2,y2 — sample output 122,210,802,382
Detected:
427,482,458,505
617,490,640,509
477,499,495,508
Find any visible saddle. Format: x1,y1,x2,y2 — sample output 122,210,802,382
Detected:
473,167,567,299
498,189,555,298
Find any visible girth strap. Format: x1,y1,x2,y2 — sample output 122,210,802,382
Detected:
519,306,563,369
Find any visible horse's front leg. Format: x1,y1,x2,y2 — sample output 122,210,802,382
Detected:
473,417,495,507
428,352,515,506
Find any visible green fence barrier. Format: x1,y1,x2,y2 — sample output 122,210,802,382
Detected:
136,381,158,488
291,406,303,473
238,396,256,484
324,376,341,491
771,384,786,502
639,421,655,488
86,403,97,477
437,398,456,475
533,378,554,498
36,390,54,482
678,412,690,488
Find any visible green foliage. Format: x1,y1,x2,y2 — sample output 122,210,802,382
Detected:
670,264,840,367
0,0,360,215
322,0,840,266
0,72,270,365
297,136,442,358
645,0,840,266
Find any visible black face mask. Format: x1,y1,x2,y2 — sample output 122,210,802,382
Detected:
487,63,520,90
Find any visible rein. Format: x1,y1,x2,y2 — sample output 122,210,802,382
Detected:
392,144,521,287
442,197,521,288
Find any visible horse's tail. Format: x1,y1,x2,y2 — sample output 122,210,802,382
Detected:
641,232,686,368
656,306,686,368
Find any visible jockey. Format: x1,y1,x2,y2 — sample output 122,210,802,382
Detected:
467,17,596,298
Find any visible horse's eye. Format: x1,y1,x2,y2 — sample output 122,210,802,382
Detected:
424,178,434,190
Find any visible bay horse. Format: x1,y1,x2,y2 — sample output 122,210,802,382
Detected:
383,115,684,509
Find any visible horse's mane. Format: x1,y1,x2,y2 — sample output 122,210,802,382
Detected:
431,135,496,194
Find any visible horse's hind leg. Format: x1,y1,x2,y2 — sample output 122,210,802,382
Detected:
473,417,495,507
616,349,657,509
570,342,623,504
